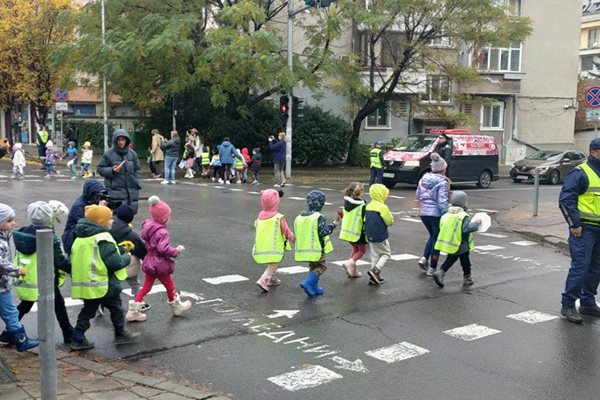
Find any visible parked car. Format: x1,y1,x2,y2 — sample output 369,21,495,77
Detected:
382,130,499,189
0,139,8,159
509,150,586,185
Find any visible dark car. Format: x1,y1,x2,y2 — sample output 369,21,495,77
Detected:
0,139,8,159
510,150,586,185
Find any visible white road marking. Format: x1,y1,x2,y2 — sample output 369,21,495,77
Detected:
388,195,405,199
332,260,370,266
318,188,334,191
475,208,498,213
24,179,42,182
475,245,505,251
330,356,369,373
506,310,559,324
229,188,243,192
267,365,342,391
277,266,310,275
122,285,167,297
510,240,538,246
443,324,501,341
266,310,300,319
390,253,420,261
288,197,305,201
30,297,83,313
365,342,429,364
213,185,225,189
248,191,261,194
202,274,249,285
400,217,421,223
180,291,204,301
477,233,508,238
299,185,312,188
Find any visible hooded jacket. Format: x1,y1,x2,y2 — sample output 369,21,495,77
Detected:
258,190,295,241
141,219,179,276
218,140,242,165
74,219,130,297
250,149,262,171
109,218,147,260
0,231,21,293
13,226,71,286
241,148,251,163
365,184,394,243
160,135,181,158
443,206,479,255
269,139,286,164
96,130,142,214
299,191,336,246
343,196,367,244
416,172,449,217
62,180,107,254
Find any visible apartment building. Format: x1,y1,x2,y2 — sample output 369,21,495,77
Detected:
581,0,600,77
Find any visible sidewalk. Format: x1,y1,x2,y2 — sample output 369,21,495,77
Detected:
0,347,230,400
494,201,569,254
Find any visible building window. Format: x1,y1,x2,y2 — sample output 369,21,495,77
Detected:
480,103,504,130
494,0,521,15
366,104,390,129
381,32,401,67
423,75,450,103
477,43,521,73
429,36,452,48
73,104,96,116
589,29,600,49
582,55,596,71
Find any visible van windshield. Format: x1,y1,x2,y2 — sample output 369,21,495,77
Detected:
393,136,436,152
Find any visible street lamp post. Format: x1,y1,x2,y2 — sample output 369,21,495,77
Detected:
101,0,109,151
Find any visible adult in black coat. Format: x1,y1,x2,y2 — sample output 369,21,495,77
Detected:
434,133,452,164
96,129,142,214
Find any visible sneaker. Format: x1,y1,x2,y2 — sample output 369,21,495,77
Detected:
433,269,445,288
161,180,169,185
426,267,435,276
268,275,282,286
463,274,474,287
225,180,231,185
70,176,77,180
367,268,384,285
274,184,280,188
114,330,141,345
418,257,428,271
281,181,286,187
70,337,95,351
218,178,224,183
211,177,216,182
561,306,583,324
578,304,600,317
140,303,152,312
169,180,176,184
256,275,270,292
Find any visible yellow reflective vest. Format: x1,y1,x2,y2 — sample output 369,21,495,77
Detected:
235,156,244,170
339,204,364,243
201,149,210,166
434,211,474,254
370,148,382,169
14,252,66,302
577,162,600,225
70,232,127,300
294,213,333,262
253,214,291,264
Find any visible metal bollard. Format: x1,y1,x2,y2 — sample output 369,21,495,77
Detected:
533,168,540,217
36,229,57,400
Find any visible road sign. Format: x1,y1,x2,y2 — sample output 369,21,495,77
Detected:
585,86,600,108
53,88,68,102
55,102,68,111
586,108,600,122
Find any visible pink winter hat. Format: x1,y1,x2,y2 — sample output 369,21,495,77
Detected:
148,195,171,224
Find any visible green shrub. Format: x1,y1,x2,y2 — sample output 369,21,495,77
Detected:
346,143,370,167
63,120,114,152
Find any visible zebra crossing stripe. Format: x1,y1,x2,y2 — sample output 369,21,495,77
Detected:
267,365,342,391
506,310,558,324
475,245,505,251
390,253,420,261
400,217,421,223
510,240,537,246
277,266,309,274
365,342,429,364
477,233,507,238
443,324,501,341
332,260,370,266
202,274,249,285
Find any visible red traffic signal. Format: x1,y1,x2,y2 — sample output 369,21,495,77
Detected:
279,95,289,121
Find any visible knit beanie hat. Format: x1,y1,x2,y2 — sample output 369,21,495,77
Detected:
451,191,468,208
85,204,113,227
116,203,134,224
430,153,447,173
306,190,326,212
83,141,91,148
45,140,53,148
48,200,69,226
27,201,53,227
148,195,171,224
0,203,15,226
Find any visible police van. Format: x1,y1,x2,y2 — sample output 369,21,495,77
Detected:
381,129,499,188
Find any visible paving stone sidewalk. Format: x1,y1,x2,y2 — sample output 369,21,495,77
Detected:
0,347,231,400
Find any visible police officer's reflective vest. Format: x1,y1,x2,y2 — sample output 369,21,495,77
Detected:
70,232,127,300
339,205,364,243
294,213,333,262
36,130,48,146
201,148,210,166
370,148,382,169
252,213,291,264
14,252,66,302
434,211,474,254
577,162,600,225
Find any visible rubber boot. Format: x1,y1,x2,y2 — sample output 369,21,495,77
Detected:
342,259,355,278
268,274,281,286
126,300,147,322
313,273,324,296
256,273,270,292
349,260,362,278
0,330,14,345
168,294,191,316
299,271,318,297
11,327,39,352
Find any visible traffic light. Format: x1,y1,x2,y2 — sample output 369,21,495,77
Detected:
292,96,304,118
279,95,289,122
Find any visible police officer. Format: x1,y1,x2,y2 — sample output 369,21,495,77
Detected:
559,138,600,323
369,141,384,185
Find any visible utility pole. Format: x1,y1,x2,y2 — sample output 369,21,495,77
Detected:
101,0,109,151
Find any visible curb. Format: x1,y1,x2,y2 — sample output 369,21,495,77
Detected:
508,229,569,255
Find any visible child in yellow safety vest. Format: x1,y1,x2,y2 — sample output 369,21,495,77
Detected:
296,190,339,297
364,184,394,285
432,191,481,288
69,204,138,351
339,182,367,278
253,189,295,292
12,201,73,344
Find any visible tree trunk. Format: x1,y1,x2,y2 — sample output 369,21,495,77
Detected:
4,109,13,147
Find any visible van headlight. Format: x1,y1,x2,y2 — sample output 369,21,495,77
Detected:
403,160,420,167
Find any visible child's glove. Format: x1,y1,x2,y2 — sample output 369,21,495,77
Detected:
176,245,185,254
337,209,344,219
118,240,135,252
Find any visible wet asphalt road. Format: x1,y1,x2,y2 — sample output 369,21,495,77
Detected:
2,166,595,400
